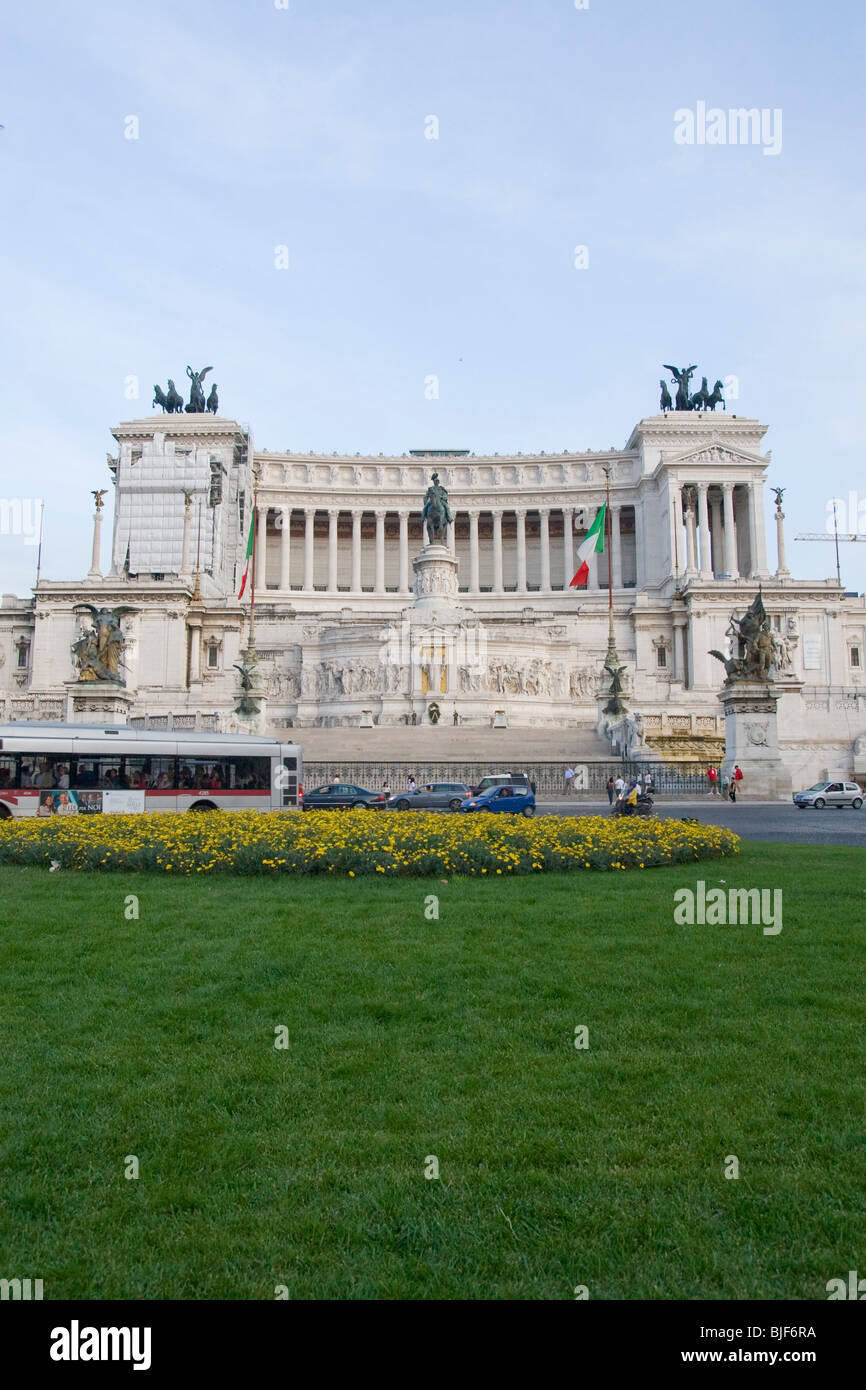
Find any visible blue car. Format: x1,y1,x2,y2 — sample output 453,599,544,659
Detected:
460,784,536,817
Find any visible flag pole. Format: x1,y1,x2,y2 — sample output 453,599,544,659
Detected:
246,490,258,665
601,463,626,722
35,501,45,588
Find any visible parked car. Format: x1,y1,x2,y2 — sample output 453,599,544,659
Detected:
387,781,472,812
460,784,536,817
300,783,388,810
793,781,863,810
471,771,535,795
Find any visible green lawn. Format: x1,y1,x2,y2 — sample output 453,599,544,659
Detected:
1,843,864,1300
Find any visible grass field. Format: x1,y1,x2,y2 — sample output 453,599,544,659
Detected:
1,843,864,1300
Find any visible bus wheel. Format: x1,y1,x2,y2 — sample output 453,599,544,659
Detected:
188,801,218,812
0,804,11,820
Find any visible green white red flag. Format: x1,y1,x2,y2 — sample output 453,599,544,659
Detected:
237,511,255,598
569,503,606,587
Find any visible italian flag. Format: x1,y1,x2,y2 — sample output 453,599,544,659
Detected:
569,503,606,587
237,511,255,599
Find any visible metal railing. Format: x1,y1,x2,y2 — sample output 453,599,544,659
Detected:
302,759,719,797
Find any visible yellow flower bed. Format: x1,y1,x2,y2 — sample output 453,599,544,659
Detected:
0,809,739,876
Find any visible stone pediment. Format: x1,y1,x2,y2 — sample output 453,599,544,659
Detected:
663,440,768,470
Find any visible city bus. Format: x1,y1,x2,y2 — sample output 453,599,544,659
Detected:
0,722,301,818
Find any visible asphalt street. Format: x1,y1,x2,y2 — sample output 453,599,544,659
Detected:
539,799,866,847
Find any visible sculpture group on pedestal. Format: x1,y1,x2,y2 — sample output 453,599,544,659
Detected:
709,590,788,684
153,366,219,415
660,364,725,413
71,605,137,685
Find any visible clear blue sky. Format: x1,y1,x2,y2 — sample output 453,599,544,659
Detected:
2,0,865,594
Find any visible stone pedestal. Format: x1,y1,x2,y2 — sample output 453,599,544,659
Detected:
65,681,134,724
411,544,462,621
719,682,791,800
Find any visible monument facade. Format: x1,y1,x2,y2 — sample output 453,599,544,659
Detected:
1,392,864,788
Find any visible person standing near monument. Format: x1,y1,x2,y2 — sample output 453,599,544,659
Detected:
707,765,719,795
563,765,575,795
730,765,743,801
606,775,616,804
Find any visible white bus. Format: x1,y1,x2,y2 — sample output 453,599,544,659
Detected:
0,723,301,819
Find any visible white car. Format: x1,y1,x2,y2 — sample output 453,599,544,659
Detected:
793,781,863,810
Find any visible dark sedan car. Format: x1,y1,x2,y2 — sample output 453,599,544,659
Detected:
387,781,472,812
300,783,388,810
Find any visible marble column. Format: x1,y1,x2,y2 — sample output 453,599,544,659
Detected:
375,510,385,593
188,620,202,684
257,506,268,589
749,482,767,575
610,505,622,589
672,487,686,581
722,483,738,578
697,482,712,578
180,498,192,577
562,506,574,589
684,491,698,575
673,619,686,684
710,494,723,578
775,500,789,576
352,511,362,592
328,509,339,592
446,518,455,554
492,510,504,593
468,510,480,593
539,508,551,591
88,506,103,580
399,511,410,593
516,509,527,593
280,506,291,590
303,508,315,592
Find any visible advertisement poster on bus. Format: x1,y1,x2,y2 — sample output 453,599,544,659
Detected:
34,789,146,816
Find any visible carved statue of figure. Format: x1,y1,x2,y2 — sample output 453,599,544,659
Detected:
772,486,786,513
421,472,453,544
602,660,627,716
772,633,794,670
72,605,138,684
233,660,257,693
153,380,184,414
91,489,108,511
185,365,213,414
233,657,260,716
663,363,698,411
705,380,725,411
710,589,777,684
206,384,219,415
659,379,673,412
690,376,710,411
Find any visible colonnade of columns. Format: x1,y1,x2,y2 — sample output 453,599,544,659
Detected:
251,503,637,596
678,481,764,580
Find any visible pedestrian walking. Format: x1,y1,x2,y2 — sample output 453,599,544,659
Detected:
382,780,391,799
644,770,654,797
564,765,575,795
407,774,416,792
730,765,743,801
707,765,719,795
606,775,616,805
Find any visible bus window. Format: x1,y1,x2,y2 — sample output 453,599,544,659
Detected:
0,755,18,789
230,757,270,789
125,756,176,790
72,758,125,790
21,755,70,789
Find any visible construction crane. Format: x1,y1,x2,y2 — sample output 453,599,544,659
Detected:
796,500,866,586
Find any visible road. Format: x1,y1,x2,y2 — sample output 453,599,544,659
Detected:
538,800,866,847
